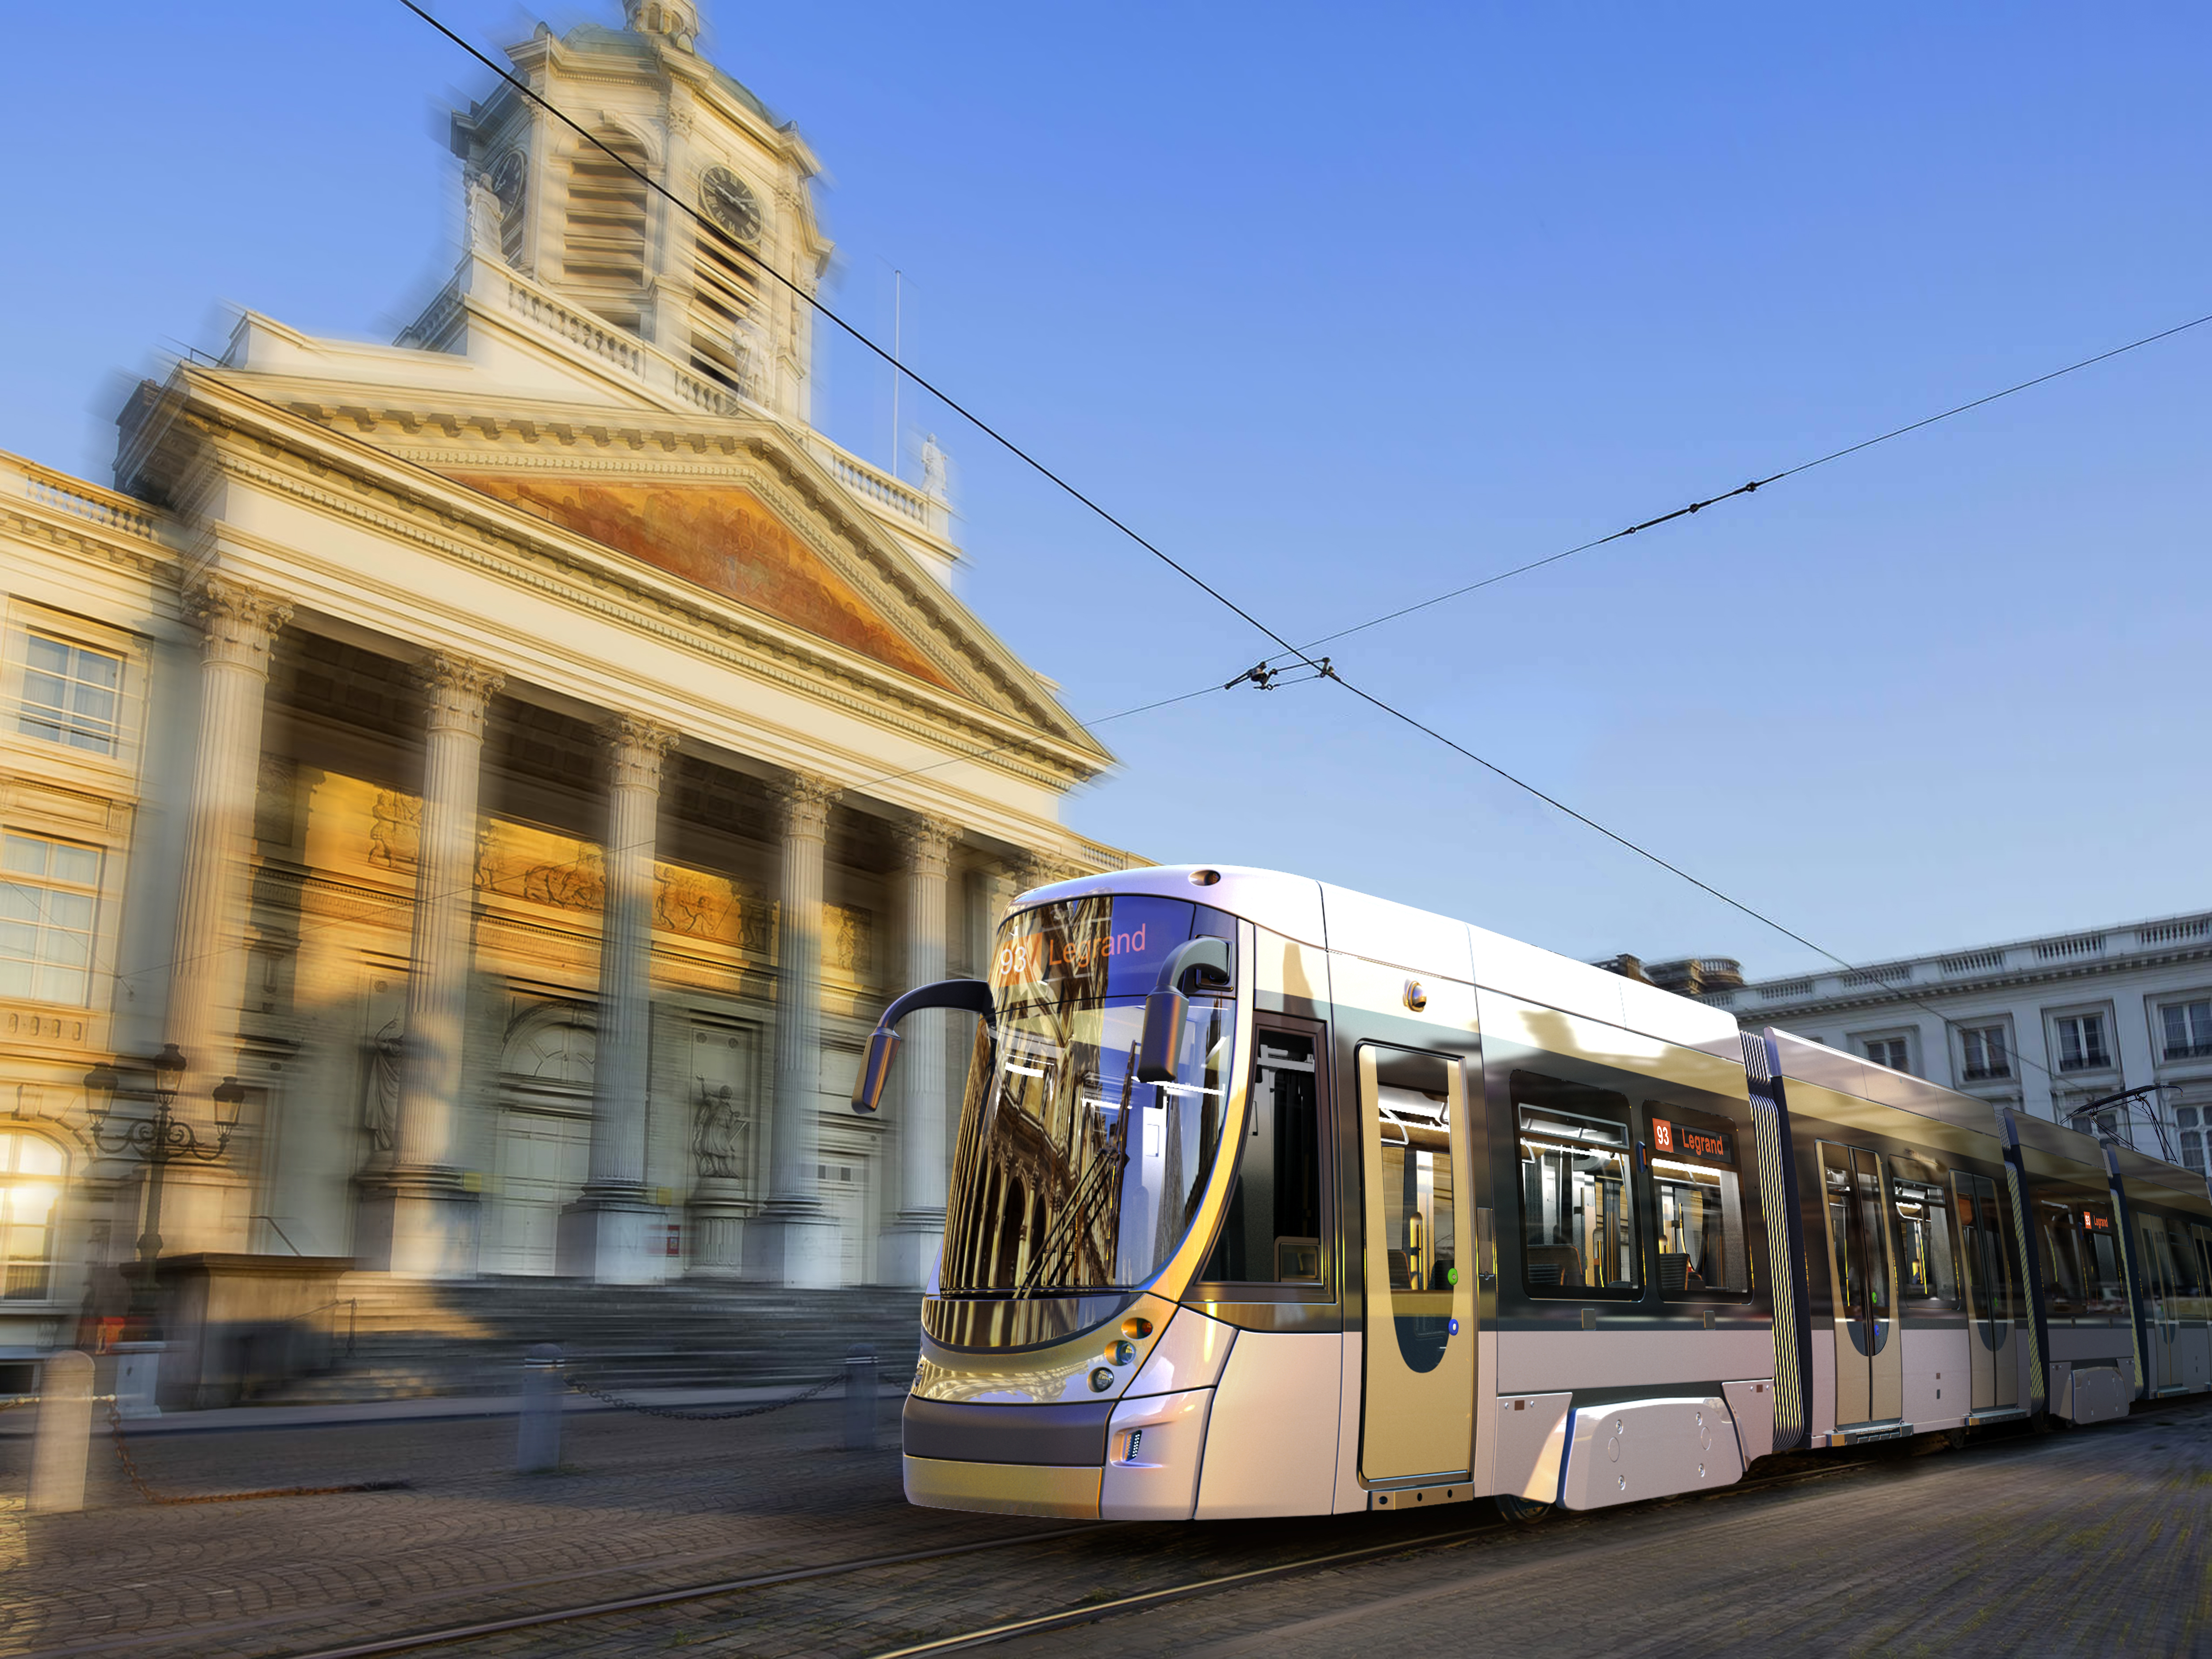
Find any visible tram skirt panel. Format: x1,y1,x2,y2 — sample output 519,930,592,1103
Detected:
1193,1330,1342,1519
1101,1388,1214,1521
1558,1397,1744,1510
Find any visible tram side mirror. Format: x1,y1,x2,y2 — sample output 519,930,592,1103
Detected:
853,1027,901,1115
850,978,996,1114
1137,937,1232,1084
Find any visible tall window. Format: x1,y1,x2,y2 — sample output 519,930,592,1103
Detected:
20,633,122,755
1959,1024,2009,1081
1862,1036,1911,1074
2161,1000,2212,1062
2055,1013,2110,1072
564,128,651,332
691,165,764,401
0,833,101,1004
2178,1106,2205,1175
0,1131,64,1300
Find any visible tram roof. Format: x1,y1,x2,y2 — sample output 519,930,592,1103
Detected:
1010,862,1740,1051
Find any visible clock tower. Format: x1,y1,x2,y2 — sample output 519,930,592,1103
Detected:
442,0,830,425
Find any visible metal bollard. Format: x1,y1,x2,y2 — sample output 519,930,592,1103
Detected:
517,1343,564,1474
30,1350,93,1514
843,1345,878,1451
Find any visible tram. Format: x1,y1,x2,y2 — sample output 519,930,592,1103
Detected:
850,865,2212,1521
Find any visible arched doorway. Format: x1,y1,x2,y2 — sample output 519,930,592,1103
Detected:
485,1014,595,1276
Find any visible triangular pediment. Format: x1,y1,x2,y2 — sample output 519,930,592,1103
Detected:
442,470,959,692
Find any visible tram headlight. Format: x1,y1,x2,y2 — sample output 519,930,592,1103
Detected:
1089,1367,1116,1393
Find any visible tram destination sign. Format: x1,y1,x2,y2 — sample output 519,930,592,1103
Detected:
1651,1119,1732,1164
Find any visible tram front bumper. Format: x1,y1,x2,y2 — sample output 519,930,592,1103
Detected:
903,1453,1102,1517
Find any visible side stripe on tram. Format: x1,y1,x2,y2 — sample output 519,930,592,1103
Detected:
1996,1107,2049,1416
2102,1142,2149,1402
1745,1030,1810,1453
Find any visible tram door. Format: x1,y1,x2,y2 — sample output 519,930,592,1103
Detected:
1954,1172,2019,1412
1819,1142,1902,1426
2139,1220,2184,1392
1358,1046,1475,1483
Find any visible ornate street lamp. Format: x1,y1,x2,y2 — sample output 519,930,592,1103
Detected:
83,1048,246,1327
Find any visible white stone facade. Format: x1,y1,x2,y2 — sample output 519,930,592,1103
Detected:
0,8,1137,1365
1701,912,2212,1175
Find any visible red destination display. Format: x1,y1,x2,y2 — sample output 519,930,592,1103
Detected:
1651,1119,1732,1164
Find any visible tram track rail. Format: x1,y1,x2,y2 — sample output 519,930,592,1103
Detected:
91,1401,2191,1659
263,1525,1103,1659
247,1428,1974,1659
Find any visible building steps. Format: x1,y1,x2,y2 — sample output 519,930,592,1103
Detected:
249,1276,924,1405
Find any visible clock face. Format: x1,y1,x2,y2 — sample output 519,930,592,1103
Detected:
701,166,762,246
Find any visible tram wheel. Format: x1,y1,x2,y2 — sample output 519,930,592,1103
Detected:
1494,1493,1555,1525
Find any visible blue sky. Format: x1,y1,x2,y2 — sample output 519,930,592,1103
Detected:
4,3,2208,976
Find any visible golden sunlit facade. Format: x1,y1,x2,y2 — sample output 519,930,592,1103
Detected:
0,2,1134,1388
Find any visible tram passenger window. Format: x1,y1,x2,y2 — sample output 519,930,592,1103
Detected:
2035,1201,2085,1316
1889,1168,1959,1306
1514,1072,1639,1297
2034,1196,2127,1316
1202,1029,1324,1285
1647,1106,1747,1296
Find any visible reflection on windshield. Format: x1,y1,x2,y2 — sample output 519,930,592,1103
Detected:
941,897,1236,1294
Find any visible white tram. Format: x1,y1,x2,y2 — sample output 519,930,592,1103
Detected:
850,866,2212,1521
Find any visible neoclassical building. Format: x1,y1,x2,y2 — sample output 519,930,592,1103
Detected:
0,0,1136,1367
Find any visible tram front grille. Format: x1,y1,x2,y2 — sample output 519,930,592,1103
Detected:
902,1397,1116,1466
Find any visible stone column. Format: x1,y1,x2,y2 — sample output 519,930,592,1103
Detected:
356,652,503,1278
880,817,960,1288
158,577,290,1253
558,715,679,1283
743,772,842,1287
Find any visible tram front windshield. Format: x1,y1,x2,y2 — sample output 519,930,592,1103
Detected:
939,896,1236,1294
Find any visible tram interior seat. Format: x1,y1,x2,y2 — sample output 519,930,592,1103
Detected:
1658,1252,1705,1294
1387,1249,1412,1290
1526,1244,1582,1287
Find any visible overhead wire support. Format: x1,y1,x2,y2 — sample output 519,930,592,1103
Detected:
397,3,2211,1110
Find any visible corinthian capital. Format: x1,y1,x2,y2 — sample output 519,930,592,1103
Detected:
769,772,841,842
602,714,681,794
411,652,505,739
893,814,962,880
1015,850,1082,895
187,576,292,674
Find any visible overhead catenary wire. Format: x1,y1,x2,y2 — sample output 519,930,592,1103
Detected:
344,8,2212,1117
1252,308,2212,666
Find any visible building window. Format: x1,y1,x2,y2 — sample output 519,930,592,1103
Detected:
20,633,122,755
1862,1036,1911,1074
2161,1000,2212,1062
2178,1106,2205,1175
0,1130,65,1301
2055,1013,2111,1072
1959,1024,2009,1082
0,833,101,1005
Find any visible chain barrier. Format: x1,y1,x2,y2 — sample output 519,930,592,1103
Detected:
562,1367,917,1423
0,1394,38,1413
106,1403,408,1505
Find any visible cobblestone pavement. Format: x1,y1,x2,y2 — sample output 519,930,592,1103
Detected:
1004,1401,2212,1659
2,1396,2204,1659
